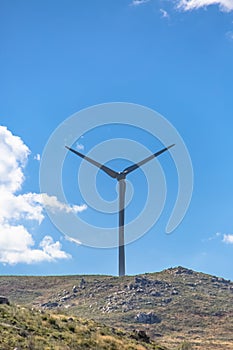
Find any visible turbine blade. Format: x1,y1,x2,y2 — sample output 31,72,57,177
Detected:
123,144,175,175
65,146,118,179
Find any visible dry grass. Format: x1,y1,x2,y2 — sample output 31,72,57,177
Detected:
0,266,232,349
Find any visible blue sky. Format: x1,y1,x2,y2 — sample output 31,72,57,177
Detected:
1,0,233,279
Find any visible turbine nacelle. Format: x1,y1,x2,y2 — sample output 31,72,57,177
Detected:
117,173,126,181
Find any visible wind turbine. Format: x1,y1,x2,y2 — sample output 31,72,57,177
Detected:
66,143,175,276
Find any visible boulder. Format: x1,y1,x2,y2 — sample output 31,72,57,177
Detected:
174,266,193,275
150,291,161,297
135,276,150,286
135,312,161,324
161,298,172,305
72,285,78,293
80,277,86,289
41,301,59,309
171,289,179,295
0,296,10,305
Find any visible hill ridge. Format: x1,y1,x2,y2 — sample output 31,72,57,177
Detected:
1,266,233,349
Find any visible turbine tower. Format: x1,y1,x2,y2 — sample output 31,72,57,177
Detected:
66,144,174,276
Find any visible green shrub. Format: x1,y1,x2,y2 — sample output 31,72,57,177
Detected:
178,342,193,350
48,318,56,325
68,324,76,333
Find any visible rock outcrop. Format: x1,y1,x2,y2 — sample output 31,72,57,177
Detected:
135,312,161,324
0,296,10,305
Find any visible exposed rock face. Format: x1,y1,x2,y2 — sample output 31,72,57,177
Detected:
171,289,179,295
135,277,151,286
100,276,174,314
211,276,231,285
73,285,78,293
41,301,59,309
35,266,233,332
80,278,86,289
173,266,193,275
0,296,9,305
135,312,161,324
40,283,83,309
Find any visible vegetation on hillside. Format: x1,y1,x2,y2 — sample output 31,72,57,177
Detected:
0,303,173,350
0,267,232,349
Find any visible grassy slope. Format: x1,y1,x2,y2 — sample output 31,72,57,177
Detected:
0,303,169,350
0,267,233,349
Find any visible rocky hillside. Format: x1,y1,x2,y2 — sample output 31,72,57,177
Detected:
0,303,170,350
1,266,233,349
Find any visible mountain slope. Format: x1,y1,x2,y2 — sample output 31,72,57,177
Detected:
0,267,232,349
0,303,169,350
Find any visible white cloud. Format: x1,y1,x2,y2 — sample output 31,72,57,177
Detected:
226,31,233,40
76,143,84,151
160,8,170,18
175,0,233,12
223,234,233,244
206,232,233,245
34,153,41,161
0,191,87,226
0,126,87,265
39,236,71,260
203,232,221,242
0,224,70,264
0,190,44,224
0,126,30,193
131,0,151,6
130,0,233,12
65,235,82,245
22,193,87,216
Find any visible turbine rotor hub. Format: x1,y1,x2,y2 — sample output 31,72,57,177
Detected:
117,172,126,181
